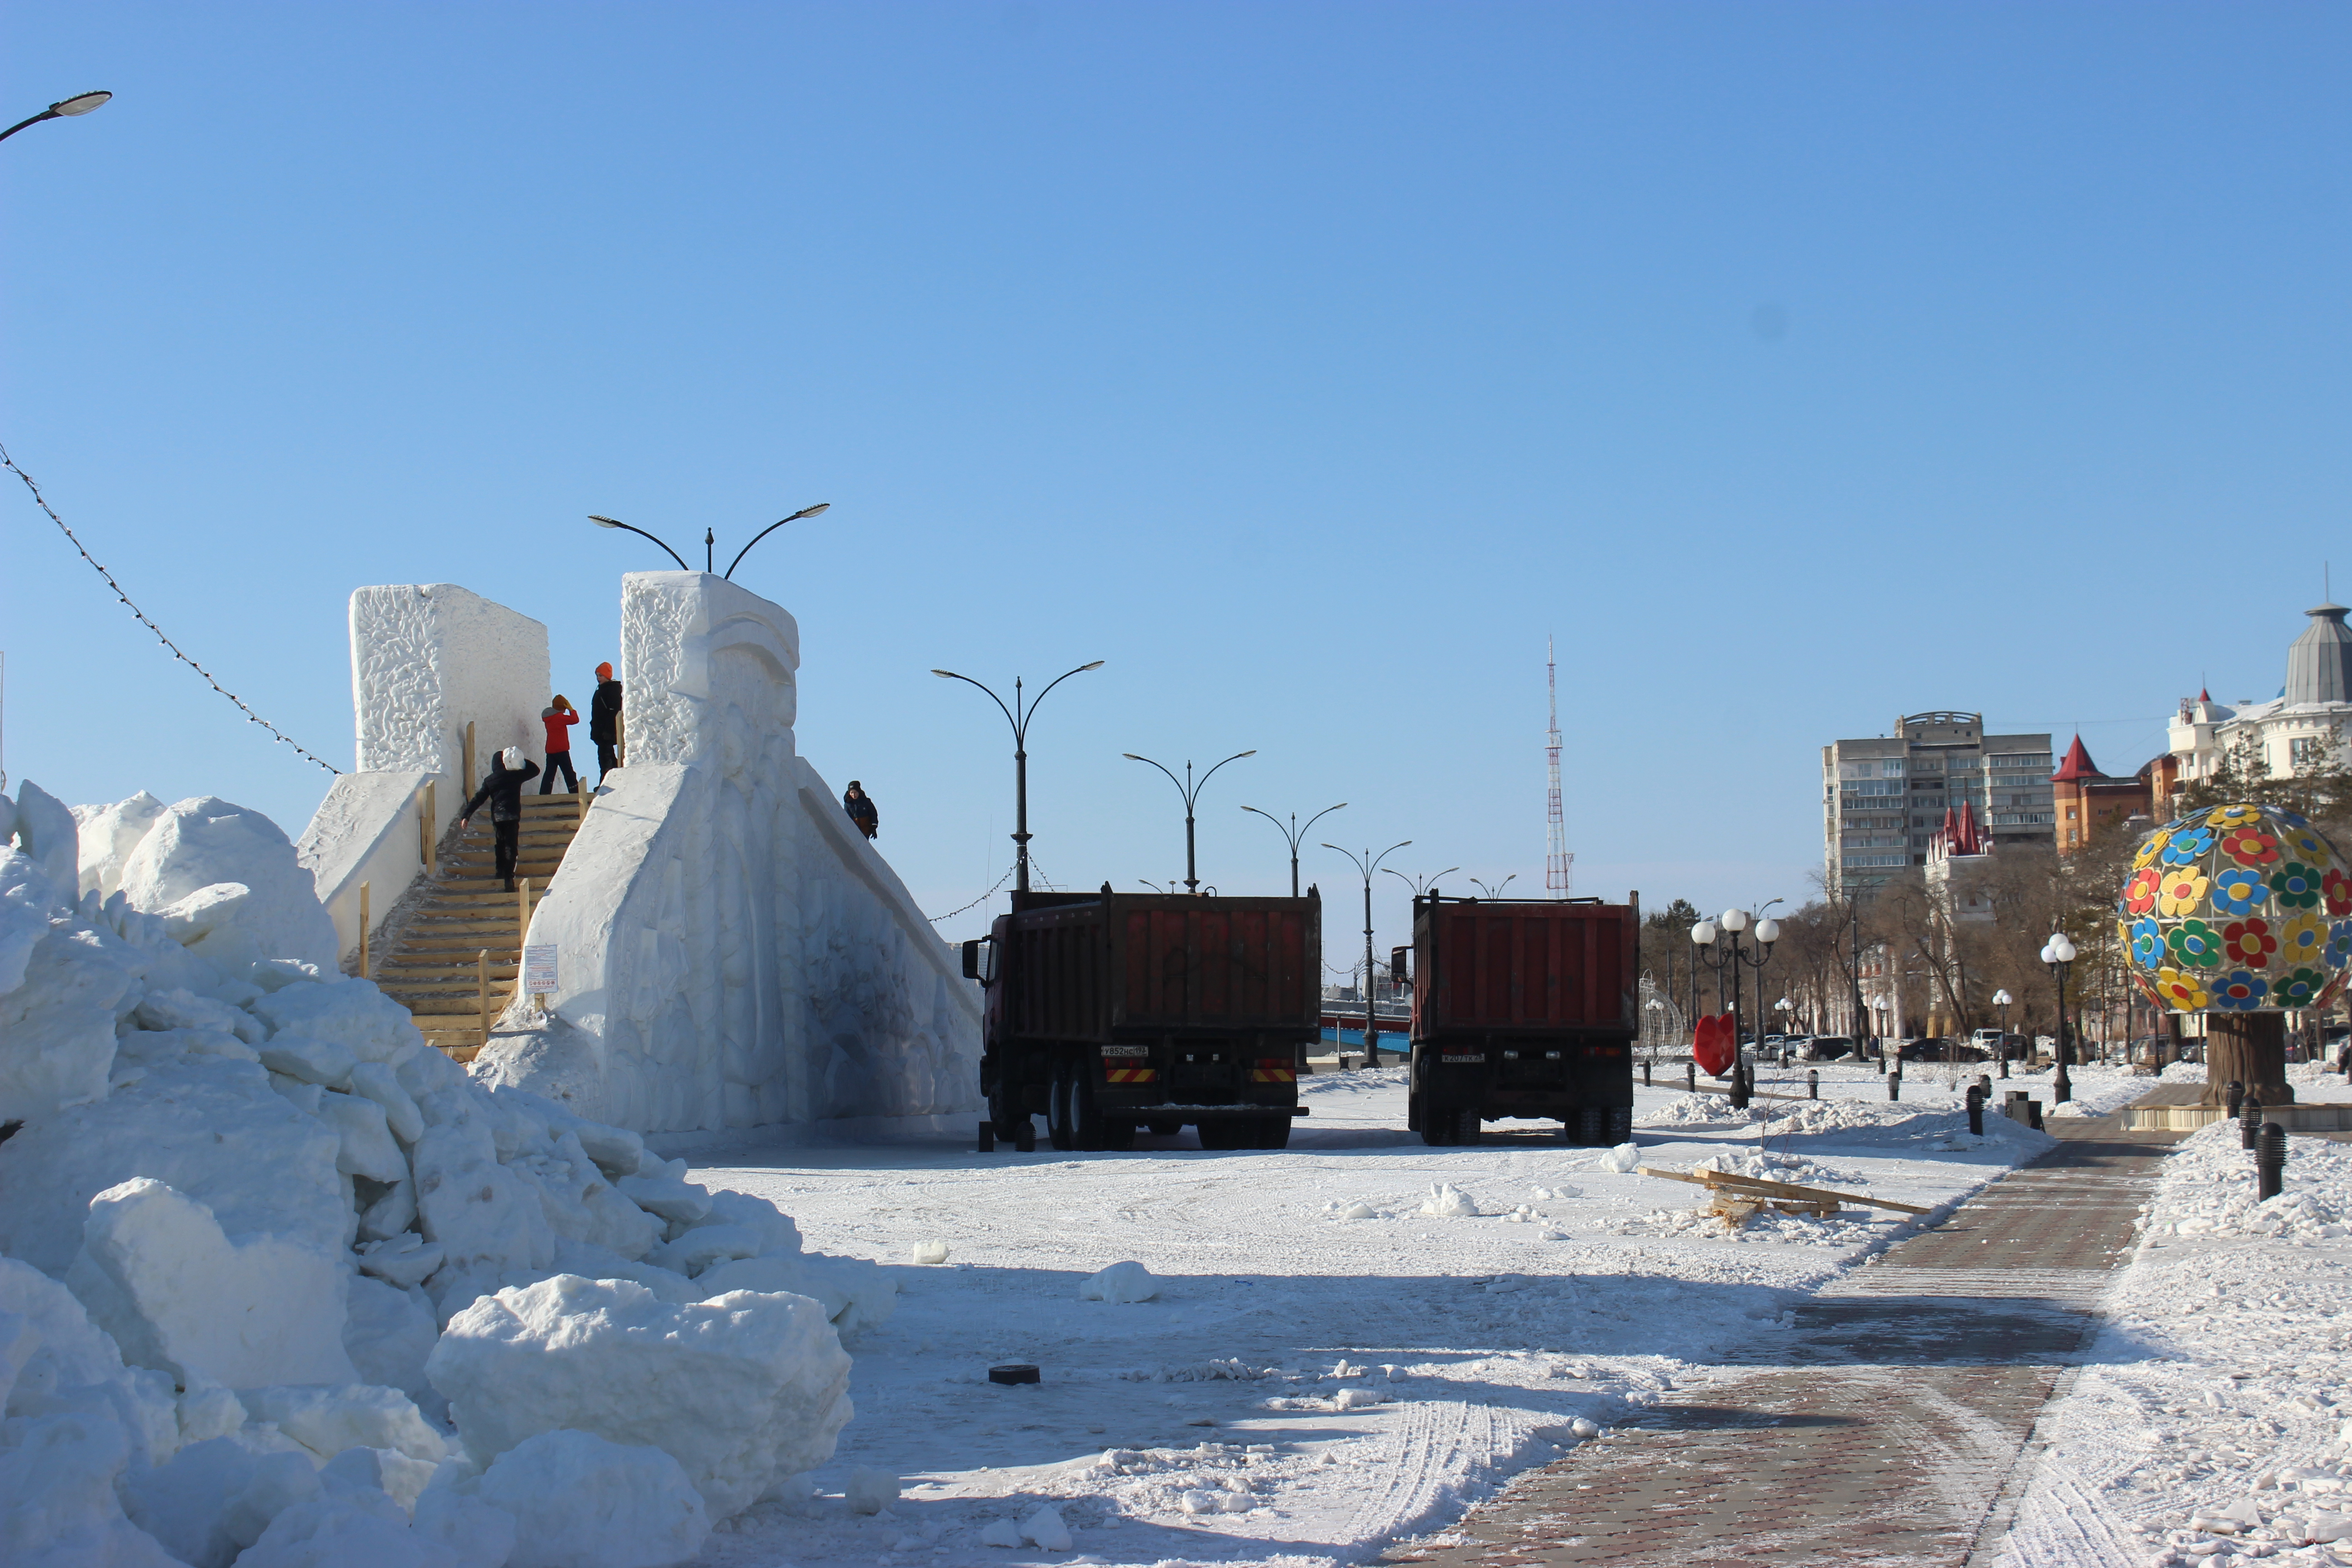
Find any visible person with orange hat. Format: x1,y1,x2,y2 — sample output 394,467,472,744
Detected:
589,662,624,782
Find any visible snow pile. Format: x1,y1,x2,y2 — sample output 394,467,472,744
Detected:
2149,1120,2352,1241
1420,1182,1480,1217
0,784,886,1565
1636,1093,1753,1127
1079,1261,1161,1303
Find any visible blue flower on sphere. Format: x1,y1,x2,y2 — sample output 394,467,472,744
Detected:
2130,918,2163,970
2161,828,2215,865
2212,970,2268,1010
2278,808,2311,828
2210,865,2269,916
2329,920,2352,968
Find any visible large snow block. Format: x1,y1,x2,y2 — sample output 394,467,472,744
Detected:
348,583,549,779
426,1273,852,1519
296,770,442,971
70,792,167,899
411,1113,555,1275
116,797,339,973
66,1177,358,1389
0,1407,184,1568
474,1429,709,1568
252,977,427,1067
0,1056,348,1275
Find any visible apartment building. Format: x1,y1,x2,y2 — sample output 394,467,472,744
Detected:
1823,711,2055,900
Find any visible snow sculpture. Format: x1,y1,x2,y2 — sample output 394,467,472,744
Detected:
480,570,981,1135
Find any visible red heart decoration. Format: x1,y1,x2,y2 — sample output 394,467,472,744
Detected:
1692,1013,1736,1078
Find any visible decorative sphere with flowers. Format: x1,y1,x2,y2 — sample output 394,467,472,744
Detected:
2119,802,2352,1014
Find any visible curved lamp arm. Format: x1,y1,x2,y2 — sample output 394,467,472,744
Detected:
723,502,831,580
1023,660,1105,735
1194,749,1257,799
1122,752,1188,801
588,515,691,572
931,670,1020,738
0,90,110,145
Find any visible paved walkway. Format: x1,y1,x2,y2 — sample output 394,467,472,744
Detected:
1388,1117,2180,1568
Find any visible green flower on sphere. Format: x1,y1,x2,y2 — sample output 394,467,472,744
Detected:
2166,918,2224,969
2161,827,2216,865
2210,865,2269,916
2270,862,2324,909
2274,967,2326,1007
2129,917,2163,970
2212,971,2268,1010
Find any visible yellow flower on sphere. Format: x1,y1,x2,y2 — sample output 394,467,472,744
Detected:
2206,804,2262,831
2156,867,2210,918
2155,967,2211,1011
2279,911,2329,965
2135,830,2173,871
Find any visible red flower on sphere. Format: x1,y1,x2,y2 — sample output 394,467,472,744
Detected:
2220,826,2281,867
2325,867,2352,918
2122,867,2162,916
2221,917,2278,969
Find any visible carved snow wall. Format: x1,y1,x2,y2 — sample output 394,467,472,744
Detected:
482,573,982,1136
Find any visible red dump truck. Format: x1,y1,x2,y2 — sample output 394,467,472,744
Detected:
1406,892,1641,1146
963,887,1321,1152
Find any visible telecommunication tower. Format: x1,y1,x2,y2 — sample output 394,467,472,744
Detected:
1545,637,1572,897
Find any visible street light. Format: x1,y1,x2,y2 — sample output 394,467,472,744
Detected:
0,91,111,145
1240,802,1346,897
1993,988,2014,1078
1124,750,1256,895
2040,932,2078,1103
1693,907,1780,1082
932,661,1106,894
587,504,830,577
1325,840,1411,1068
1384,865,1459,900
1774,996,1794,1059
1470,875,1517,899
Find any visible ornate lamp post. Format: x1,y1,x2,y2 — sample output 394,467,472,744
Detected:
931,661,1105,893
1325,840,1411,1067
1384,865,1460,901
1774,996,1794,1063
1993,988,2014,1078
1692,908,1781,1075
2041,933,2078,1103
1470,875,1517,898
1240,802,1345,897
1124,750,1256,895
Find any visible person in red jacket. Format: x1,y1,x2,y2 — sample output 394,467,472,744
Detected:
539,696,579,794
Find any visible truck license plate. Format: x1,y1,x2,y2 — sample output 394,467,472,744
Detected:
1101,1046,1149,1058
1441,1053,1485,1063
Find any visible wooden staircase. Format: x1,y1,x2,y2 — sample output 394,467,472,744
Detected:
373,792,588,1061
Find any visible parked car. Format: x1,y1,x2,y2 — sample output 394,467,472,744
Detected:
1896,1037,1989,1063
1800,1035,1856,1061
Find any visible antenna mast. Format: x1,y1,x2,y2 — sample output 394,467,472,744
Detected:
1545,636,1572,897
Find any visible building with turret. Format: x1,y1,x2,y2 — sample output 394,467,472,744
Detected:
2051,735,2157,855
2163,603,2352,812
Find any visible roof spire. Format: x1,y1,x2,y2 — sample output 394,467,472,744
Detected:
2052,733,2101,782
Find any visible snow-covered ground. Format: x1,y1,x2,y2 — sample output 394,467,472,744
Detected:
1999,1061,2352,1568
686,1061,2129,1567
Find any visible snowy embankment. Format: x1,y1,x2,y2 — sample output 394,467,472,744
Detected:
678,1060,2074,1567
1,783,886,1568
1995,1097,2352,1568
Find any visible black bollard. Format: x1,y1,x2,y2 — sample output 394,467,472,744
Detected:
1888,1074,1901,1102
2257,1120,2288,1200
1965,1083,1984,1136
2241,1094,2263,1151
2226,1079,2247,1117
1642,1060,1652,1087
1730,1064,1751,1112
1808,1069,1819,1101
1685,1063,1695,1093
978,1120,996,1153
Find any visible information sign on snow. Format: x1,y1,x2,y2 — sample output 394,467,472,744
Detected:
523,944,558,993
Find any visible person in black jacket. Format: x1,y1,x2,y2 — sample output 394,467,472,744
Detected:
589,662,624,783
843,782,878,840
461,746,541,891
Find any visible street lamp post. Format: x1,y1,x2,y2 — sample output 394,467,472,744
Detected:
1994,988,2014,1078
1691,908,1781,1085
0,91,111,145
1124,751,1257,895
1384,865,1460,902
588,504,830,578
932,662,1106,894
2041,933,2078,1103
1469,875,1517,898
1325,841,1411,1068
1240,802,1346,897
1774,996,1794,1062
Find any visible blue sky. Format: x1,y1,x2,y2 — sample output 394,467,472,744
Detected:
4,3,2348,966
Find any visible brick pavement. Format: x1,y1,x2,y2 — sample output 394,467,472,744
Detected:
1387,1117,2180,1568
